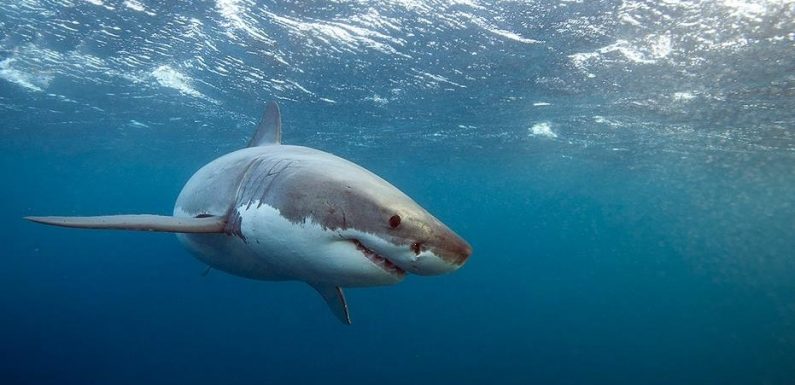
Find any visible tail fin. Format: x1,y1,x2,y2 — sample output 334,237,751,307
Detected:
24,214,226,233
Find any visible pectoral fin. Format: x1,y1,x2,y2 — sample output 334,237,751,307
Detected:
310,283,352,325
24,214,226,233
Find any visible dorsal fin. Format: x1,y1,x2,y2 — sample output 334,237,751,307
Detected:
247,101,282,147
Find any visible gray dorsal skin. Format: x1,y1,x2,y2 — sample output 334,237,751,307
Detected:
247,101,281,146
310,284,351,325
24,215,226,233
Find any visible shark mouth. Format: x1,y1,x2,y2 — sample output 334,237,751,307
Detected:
350,239,405,277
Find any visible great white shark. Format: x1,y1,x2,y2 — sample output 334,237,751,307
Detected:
25,101,472,324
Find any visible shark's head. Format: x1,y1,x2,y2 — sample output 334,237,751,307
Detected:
334,189,473,277
264,147,472,279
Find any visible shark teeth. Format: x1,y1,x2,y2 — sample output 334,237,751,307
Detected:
350,239,405,277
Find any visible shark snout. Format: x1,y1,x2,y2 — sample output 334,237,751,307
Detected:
409,229,471,276
433,230,472,265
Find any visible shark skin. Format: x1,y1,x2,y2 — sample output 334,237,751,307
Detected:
25,101,472,324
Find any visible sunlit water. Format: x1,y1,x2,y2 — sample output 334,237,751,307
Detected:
2,1,794,384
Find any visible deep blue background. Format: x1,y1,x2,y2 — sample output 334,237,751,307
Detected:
2,1,795,384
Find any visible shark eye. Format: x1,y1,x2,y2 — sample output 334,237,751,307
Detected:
388,214,401,229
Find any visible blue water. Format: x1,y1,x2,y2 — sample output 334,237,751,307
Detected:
2,1,795,384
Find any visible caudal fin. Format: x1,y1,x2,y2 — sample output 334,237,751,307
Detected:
24,214,226,233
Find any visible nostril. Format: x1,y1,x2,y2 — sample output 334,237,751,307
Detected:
411,242,422,255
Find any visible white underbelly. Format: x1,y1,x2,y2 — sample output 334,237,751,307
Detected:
238,202,402,287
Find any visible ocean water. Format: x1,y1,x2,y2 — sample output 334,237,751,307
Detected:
2,1,795,384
